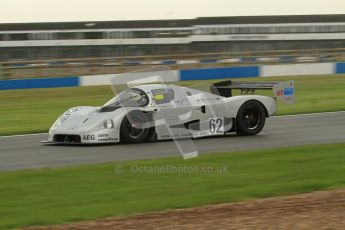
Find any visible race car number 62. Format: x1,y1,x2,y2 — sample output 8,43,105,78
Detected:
209,118,224,134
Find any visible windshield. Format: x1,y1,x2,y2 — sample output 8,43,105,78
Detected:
102,88,149,110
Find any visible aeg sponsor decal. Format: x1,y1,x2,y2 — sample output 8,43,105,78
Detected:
83,135,95,141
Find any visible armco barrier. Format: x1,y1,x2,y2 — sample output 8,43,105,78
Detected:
0,76,78,90
261,63,334,77
1,63,344,90
336,62,345,74
180,66,259,81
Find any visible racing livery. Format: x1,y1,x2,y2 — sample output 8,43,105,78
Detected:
43,79,294,144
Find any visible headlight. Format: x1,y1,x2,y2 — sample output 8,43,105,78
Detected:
103,119,114,129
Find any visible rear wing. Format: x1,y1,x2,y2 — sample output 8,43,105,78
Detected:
210,80,295,104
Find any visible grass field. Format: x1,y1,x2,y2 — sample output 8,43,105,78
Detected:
0,74,345,135
0,142,345,229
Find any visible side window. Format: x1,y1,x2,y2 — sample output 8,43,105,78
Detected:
152,88,174,104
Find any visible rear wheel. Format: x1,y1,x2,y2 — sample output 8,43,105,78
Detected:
120,111,150,143
236,100,266,136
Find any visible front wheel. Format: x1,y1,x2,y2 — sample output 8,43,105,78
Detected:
120,111,150,143
236,100,266,136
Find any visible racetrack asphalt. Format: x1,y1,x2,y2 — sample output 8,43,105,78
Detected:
0,111,345,171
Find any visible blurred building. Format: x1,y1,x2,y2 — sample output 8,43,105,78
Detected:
0,14,345,60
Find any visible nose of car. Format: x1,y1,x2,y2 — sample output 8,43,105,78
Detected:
58,115,94,131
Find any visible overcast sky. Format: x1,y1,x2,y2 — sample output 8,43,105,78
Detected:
1,0,345,23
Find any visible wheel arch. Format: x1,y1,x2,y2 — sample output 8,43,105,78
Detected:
237,99,271,118
119,109,154,143
222,95,276,118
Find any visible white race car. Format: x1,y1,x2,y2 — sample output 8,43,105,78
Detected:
43,79,294,144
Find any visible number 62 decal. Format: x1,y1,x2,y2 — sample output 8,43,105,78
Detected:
209,118,224,134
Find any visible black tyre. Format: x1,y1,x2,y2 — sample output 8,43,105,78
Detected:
120,111,150,143
236,100,266,136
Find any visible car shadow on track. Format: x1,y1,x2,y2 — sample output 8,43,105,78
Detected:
41,133,265,148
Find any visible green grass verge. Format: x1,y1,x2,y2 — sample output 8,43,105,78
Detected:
0,74,345,135
1,143,345,229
